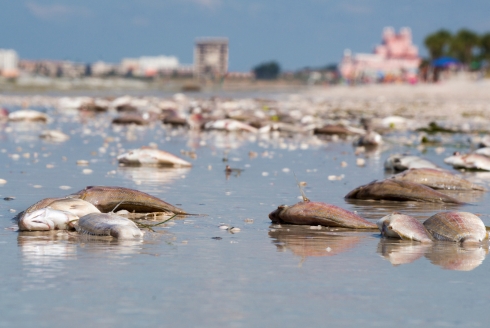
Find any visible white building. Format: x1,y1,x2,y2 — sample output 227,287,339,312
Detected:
0,49,19,77
91,61,117,76
194,38,229,78
120,55,180,77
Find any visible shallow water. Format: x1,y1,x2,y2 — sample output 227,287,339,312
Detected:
1,103,490,327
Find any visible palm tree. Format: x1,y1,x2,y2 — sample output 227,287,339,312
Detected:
480,33,490,60
424,29,452,59
450,29,480,64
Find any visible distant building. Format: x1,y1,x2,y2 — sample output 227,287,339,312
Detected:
90,61,117,77
0,49,19,78
339,27,421,83
119,55,180,77
194,38,228,79
19,59,85,78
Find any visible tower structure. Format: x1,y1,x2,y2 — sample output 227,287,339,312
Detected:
194,38,228,79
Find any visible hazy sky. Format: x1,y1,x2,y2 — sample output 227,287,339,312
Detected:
1,1,489,71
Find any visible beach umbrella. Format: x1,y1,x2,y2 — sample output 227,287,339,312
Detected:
432,57,460,67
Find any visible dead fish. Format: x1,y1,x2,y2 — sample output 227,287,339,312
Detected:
423,212,487,244
8,109,49,122
474,147,490,157
17,197,100,220
390,168,485,191
117,147,192,167
345,179,462,204
353,130,383,147
39,130,70,142
269,200,377,229
377,212,432,243
47,198,101,217
70,185,187,214
204,119,258,133
313,124,365,136
384,154,439,171
18,208,78,231
444,152,490,171
77,213,143,239
112,114,148,125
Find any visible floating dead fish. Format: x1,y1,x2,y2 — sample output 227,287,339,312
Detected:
70,185,187,214
204,119,258,133
269,200,377,229
345,179,462,204
423,212,487,244
18,208,78,231
77,213,143,239
47,198,101,217
117,147,192,167
163,115,188,127
313,124,365,136
444,152,490,171
390,168,485,191
353,130,382,147
8,109,48,122
112,114,148,125
474,147,490,157
377,212,432,243
384,154,439,171
259,123,306,134
39,130,70,142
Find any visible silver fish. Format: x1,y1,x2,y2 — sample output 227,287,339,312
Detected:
384,154,439,171
77,213,144,239
19,208,78,231
345,179,462,204
269,200,377,229
117,147,192,167
390,168,485,191
423,212,487,243
444,152,490,171
377,212,432,243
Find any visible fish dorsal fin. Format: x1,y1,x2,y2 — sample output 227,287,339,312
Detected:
110,201,125,214
293,171,310,202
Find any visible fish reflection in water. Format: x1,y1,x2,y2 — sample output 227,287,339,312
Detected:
117,166,191,187
18,231,77,291
377,240,431,266
78,236,145,257
269,225,362,259
377,239,488,271
425,243,488,271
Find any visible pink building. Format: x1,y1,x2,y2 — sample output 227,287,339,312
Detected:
339,27,421,82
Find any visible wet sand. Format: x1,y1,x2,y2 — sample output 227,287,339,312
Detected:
1,80,490,327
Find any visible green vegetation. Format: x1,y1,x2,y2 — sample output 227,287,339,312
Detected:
253,61,281,80
424,28,490,65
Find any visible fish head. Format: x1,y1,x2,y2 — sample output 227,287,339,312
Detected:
19,209,55,231
460,235,484,244
268,205,289,223
111,226,144,239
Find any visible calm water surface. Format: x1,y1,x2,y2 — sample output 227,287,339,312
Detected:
0,102,489,327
